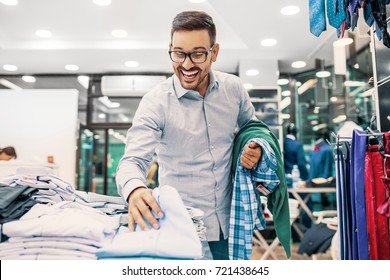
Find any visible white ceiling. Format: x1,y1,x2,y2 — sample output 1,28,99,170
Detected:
0,0,370,77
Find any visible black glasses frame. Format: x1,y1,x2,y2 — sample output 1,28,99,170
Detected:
168,44,215,64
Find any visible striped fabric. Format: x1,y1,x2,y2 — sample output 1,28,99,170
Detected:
229,138,280,260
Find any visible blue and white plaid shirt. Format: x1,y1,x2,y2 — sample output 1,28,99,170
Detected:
228,138,280,260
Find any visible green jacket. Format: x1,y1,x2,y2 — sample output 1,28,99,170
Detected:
232,119,291,258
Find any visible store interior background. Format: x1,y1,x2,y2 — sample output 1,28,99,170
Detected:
0,0,389,197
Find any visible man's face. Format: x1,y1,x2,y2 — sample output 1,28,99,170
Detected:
0,154,14,161
170,29,219,96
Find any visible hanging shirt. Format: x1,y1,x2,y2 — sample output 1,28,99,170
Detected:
229,138,279,260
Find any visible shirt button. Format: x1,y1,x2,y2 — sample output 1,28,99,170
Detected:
208,123,211,127
211,145,214,149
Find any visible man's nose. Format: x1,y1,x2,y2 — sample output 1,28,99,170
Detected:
181,55,195,68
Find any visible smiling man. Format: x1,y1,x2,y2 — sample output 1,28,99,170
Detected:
116,11,261,260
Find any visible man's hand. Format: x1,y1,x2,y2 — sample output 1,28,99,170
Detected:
127,187,164,232
240,141,262,169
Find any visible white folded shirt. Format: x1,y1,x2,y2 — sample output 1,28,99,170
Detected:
96,185,203,259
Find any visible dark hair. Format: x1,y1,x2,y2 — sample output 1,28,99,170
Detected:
0,146,17,159
171,11,216,46
287,123,297,136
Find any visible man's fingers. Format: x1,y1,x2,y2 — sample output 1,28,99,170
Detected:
130,204,149,231
248,142,260,149
128,212,135,232
128,188,163,231
143,193,164,219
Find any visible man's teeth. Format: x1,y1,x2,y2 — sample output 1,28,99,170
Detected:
182,70,199,76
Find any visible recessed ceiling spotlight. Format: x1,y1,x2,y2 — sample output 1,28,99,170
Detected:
315,71,331,78
0,0,18,5
282,90,291,97
22,75,36,83
296,81,302,87
280,5,300,15
65,64,79,71
291,61,306,69
333,38,354,47
353,63,359,69
112,29,128,38
125,61,140,68
245,69,259,76
330,96,338,102
77,75,90,89
243,83,253,90
93,0,111,6
260,38,277,47
277,78,289,85
2,64,18,71
35,29,52,38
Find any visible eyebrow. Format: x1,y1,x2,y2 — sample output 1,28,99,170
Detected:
172,46,207,51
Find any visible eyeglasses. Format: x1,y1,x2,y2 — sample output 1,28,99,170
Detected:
168,45,215,64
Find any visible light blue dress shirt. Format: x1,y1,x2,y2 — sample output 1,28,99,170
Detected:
116,70,255,241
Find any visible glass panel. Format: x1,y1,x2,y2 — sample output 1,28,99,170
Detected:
107,129,127,196
91,96,142,123
91,130,106,195
78,128,94,192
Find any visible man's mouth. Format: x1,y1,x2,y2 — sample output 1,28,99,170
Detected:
181,69,199,80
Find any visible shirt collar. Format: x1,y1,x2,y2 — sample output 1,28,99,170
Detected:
171,70,219,99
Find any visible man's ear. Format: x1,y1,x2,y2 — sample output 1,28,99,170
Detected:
211,43,220,62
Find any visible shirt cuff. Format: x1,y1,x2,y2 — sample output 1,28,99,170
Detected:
120,178,147,204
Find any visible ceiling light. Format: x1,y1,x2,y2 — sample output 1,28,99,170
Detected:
112,29,128,38
310,120,319,125
277,78,289,85
0,78,22,90
93,0,111,6
353,63,359,69
245,69,259,76
243,83,253,90
297,79,317,95
333,38,353,47
291,61,306,69
315,70,331,78
313,123,328,131
35,29,52,38
296,81,302,87
330,96,338,102
280,97,291,110
333,115,347,124
282,90,291,97
125,61,140,68
98,96,120,108
22,75,36,83
360,88,374,97
343,80,366,87
2,64,18,71
65,64,79,71
78,75,90,89
0,0,18,5
98,113,106,119
280,5,300,15
260,38,277,47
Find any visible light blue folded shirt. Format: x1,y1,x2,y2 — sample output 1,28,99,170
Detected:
96,185,203,259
